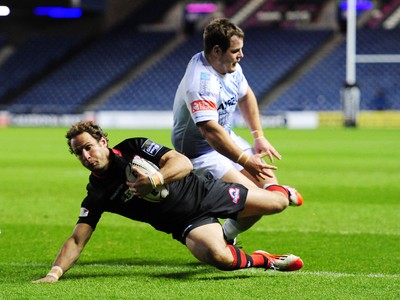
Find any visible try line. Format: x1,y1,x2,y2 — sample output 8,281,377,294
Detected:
1,262,399,279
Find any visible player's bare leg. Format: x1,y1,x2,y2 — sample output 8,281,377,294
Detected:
240,168,278,186
221,168,258,189
185,223,303,271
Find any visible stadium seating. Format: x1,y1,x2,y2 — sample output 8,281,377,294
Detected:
225,0,249,18
96,33,203,111
243,0,330,28
1,3,399,114
264,28,400,113
97,29,332,111
2,0,179,114
0,36,82,105
240,28,333,98
0,34,7,48
367,0,400,28
5,31,174,114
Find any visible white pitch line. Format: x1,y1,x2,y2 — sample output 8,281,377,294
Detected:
2,262,399,279
293,271,400,279
233,268,400,279
252,227,400,236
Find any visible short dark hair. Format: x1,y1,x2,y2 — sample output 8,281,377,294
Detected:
203,18,244,54
66,121,108,154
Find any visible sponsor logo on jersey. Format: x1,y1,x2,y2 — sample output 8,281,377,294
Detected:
217,96,238,111
200,72,210,80
228,187,240,204
80,207,89,217
199,72,210,96
109,183,136,203
123,188,135,202
141,139,162,156
191,100,217,113
217,96,238,128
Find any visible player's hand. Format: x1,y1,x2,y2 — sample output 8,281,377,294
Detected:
126,167,153,197
253,136,281,162
32,275,58,283
244,153,277,180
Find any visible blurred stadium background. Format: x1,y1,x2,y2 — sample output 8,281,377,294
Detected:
0,0,399,128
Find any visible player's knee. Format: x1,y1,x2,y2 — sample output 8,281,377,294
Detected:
258,194,289,215
275,194,289,211
258,192,289,214
263,189,290,213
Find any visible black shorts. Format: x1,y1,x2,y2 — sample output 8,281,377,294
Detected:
177,217,221,244
167,176,248,244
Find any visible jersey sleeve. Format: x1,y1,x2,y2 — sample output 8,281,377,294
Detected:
114,138,172,167
186,71,220,125
77,196,103,230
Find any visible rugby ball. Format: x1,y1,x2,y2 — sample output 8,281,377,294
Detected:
125,156,169,202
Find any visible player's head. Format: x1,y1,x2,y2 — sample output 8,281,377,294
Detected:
66,121,111,173
66,121,108,154
203,18,244,55
203,18,244,74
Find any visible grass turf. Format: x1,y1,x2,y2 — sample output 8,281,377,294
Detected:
0,126,399,299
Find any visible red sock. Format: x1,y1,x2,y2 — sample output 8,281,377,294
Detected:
227,245,253,269
227,245,270,270
265,184,289,198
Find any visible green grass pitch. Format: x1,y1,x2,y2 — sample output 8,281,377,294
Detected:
0,126,399,299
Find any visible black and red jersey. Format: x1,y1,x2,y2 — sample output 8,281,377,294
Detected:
77,138,248,243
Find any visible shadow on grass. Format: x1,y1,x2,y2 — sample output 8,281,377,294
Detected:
58,258,255,281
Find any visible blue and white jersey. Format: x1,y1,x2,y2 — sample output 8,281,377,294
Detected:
172,51,248,158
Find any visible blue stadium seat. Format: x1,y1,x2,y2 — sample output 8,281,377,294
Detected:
0,36,81,101
98,29,332,111
97,33,203,111
6,31,174,113
265,28,400,112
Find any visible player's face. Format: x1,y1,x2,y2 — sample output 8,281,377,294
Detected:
215,35,244,74
70,132,110,174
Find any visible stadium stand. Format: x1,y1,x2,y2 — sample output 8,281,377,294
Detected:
95,33,203,111
5,31,174,114
264,28,400,113
0,35,7,48
243,0,331,28
368,0,400,28
0,0,399,115
239,28,333,99
1,0,180,114
0,36,83,107
225,0,251,18
95,28,332,111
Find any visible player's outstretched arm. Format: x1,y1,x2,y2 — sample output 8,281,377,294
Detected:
237,86,281,162
198,120,276,179
197,120,243,162
32,223,93,283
